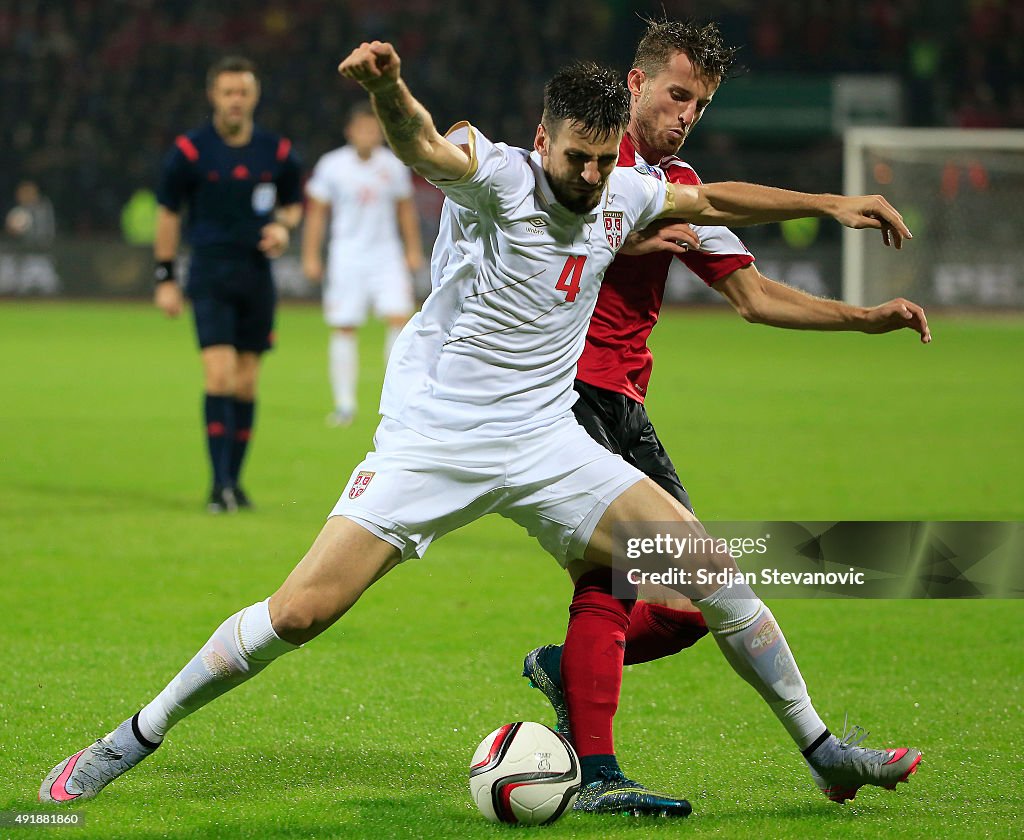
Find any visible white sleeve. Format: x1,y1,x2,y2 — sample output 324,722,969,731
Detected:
689,223,753,257
617,167,669,231
305,155,332,203
429,123,520,212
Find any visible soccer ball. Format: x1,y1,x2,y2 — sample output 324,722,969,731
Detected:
469,721,581,825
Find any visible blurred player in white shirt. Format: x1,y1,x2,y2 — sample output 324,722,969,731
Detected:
303,105,424,426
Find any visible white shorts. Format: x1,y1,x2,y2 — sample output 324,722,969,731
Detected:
330,415,645,566
323,255,414,328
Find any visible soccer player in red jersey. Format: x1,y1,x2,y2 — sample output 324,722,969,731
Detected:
524,18,930,802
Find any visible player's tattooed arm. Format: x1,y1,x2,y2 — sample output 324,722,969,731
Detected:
371,82,425,145
339,41,471,182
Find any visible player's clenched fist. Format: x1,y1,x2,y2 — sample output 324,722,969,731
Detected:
339,41,402,91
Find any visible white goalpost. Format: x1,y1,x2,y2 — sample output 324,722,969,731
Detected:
843,128,1024,307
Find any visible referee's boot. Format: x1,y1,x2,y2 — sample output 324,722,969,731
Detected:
207,484,237,514
232,486,254,510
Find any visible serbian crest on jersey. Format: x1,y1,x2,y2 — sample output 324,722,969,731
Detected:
348,470,375,499
603,211,624,249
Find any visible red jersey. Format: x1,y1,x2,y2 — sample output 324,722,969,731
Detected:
576,133,755,403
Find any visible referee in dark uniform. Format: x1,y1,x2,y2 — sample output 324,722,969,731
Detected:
154,57,303,512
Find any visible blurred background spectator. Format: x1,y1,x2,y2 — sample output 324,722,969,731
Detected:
4,180,55,245
1,0,1021,241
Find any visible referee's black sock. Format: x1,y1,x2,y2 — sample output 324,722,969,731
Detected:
230,398,255,486
204,393,234,489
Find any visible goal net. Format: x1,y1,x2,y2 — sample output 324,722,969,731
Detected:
843,128,1024,307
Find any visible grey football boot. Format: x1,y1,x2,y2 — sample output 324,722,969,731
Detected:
805,720,922,803
40,713,159,804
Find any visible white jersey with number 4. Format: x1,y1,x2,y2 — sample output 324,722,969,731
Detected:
380,124,669,440
305,145,413,271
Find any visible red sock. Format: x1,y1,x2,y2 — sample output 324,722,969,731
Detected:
561,569,635,758
624,601,708,666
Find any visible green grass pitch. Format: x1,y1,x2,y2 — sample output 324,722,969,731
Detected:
1,301,1021,839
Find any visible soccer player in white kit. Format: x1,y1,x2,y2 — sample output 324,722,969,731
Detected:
40,42,919,818
302,104,423,426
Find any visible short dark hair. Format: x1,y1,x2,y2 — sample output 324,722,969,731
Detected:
542,62,630,142
206,56,259,89
633,18,738,83
346,102,377,126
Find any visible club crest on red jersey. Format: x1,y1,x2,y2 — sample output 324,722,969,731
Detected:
634,162,662,180
604,211,624,249
348,471,375,499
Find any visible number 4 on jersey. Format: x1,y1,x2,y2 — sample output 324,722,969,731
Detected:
555,255,587,302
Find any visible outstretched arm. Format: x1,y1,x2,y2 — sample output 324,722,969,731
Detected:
339,41,471,182
716,264,931,343
664,182,912,249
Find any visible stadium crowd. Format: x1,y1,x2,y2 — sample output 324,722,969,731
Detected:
2,0,1022,235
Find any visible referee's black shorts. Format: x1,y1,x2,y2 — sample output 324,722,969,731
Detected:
571,379,693,513
187,252,276,354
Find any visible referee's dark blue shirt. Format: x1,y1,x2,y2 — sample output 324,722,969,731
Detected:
157,122,302,259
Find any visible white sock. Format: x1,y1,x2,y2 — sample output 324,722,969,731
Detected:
329,332,357,413
137,599,297,743
696,582,826,750
384,325,403,363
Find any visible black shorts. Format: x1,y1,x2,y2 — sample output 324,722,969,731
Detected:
187,253,276,354
571,379,693,513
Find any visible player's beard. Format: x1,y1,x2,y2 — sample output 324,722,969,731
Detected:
662,126,687,155
647,124,686,160
549,179,605,214
634,96,686,159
